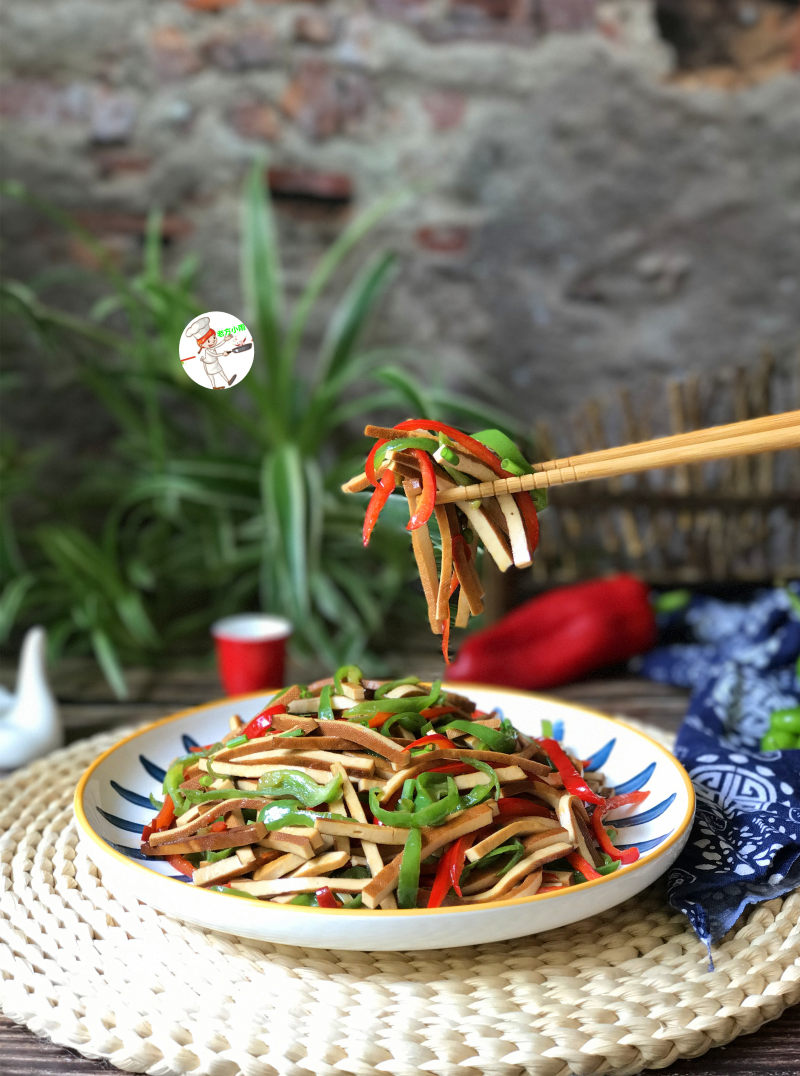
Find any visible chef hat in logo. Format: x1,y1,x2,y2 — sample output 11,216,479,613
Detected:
185,315,216,347
185,316,211,339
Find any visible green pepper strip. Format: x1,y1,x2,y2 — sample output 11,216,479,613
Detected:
333,664,364,694
463,839,526,878
573,853,620,884
149,793,164,811
256,801,349,830
382,711,430,738
278,728,305,738
225,734,248,749
374,676,420,699
289,893,316,906
541,719,553,738
183,788,262,806
164,754,206,814
414,770,449,810
397,828,422,909
373,435,440,472
345,680,442,717
369,777,459,828
442,718,517,754
318,684,334,722
458,759,501,807
256,769,342,807
205,847,234,863
210,885,260,900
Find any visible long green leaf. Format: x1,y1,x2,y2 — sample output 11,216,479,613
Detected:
318,251,397,385
241,163,284,406
282,189,412,382
263,443,308,618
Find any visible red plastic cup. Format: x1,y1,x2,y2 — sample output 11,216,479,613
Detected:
211,614,292,696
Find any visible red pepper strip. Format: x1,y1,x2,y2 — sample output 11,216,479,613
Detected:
168,855,195,878
142,794,176,844
402,733,453,752
602,791,649,813
539,884,568,893
428,835,472,907
242,703,287,740
153,795,175,831
315,886,342,909
496,798,552,819
537,738,604,805
362,468,396,547
393,419,506,475
449,835,471,898
592,804,640,865
441,611,452,666
189,743,213,753
420,706,460,719
406,450,436,532
368,712,393,729
209,819,228,833
428,763,472,775
567,852,602,879
365,438,389,485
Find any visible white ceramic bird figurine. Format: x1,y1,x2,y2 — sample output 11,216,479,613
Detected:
0,626,63,769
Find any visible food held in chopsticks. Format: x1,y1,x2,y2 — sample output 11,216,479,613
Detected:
343,420,546,658
140,669,647,909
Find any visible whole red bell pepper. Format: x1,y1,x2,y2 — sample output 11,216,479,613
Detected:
448,574,656,689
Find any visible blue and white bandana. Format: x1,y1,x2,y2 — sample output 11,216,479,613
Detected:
636,584,800,957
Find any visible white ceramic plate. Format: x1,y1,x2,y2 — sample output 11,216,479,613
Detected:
74,685,695,951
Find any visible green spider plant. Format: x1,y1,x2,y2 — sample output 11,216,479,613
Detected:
0,167,512,695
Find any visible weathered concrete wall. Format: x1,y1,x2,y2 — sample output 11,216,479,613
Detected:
2,0,799,429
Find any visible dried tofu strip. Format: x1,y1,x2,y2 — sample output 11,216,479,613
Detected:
434,469,513,574
192,849,276,888
327,790,350,855
434,448,533,569
198,759,336,781
465,818,566,862
206,749,373,776
234,877,369,899
229,715,244,734
379,750,549,801
147,798,268,846
333,764,396,910
433,503,456,622
315,721,407,767
289,850,350,877
455,583,471,628
258,826,325,860
215,735,357,761
361,802,495,909
142,822,266,857
402,477,442,633
268,713,319,734
454,766,525,789
341,471,372,494
462,840,574,903
252,852,306,881
288,696,356,714
315,817,411,845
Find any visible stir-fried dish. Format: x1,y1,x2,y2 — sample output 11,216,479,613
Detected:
141,671,647,908
342,420,546,661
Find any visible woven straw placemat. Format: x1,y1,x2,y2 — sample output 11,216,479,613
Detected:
1,726,798,1076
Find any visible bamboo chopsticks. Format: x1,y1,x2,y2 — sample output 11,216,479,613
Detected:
433,411,800,505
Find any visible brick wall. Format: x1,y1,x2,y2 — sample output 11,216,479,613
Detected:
2,0,799,433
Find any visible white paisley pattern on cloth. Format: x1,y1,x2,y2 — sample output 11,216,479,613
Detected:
639,585,800,954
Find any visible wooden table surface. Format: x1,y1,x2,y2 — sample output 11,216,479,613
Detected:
1,659,797,1076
